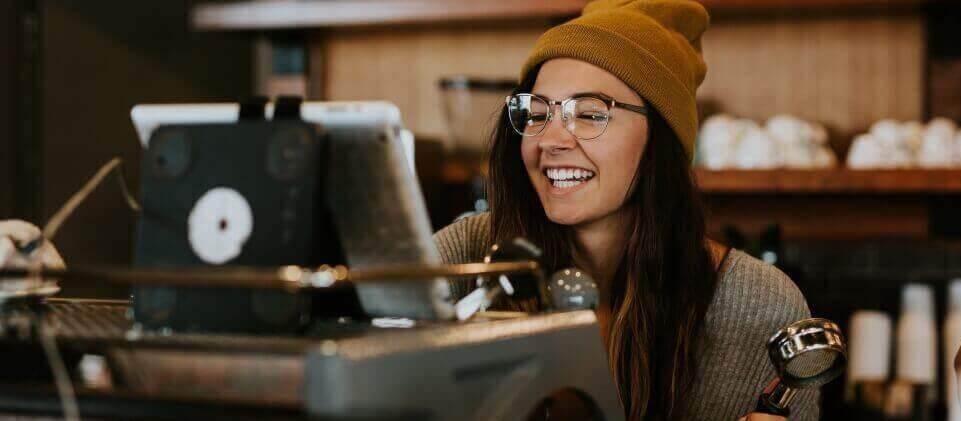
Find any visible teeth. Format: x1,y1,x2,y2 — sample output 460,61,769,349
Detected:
545,167,595,182
552,180,584,188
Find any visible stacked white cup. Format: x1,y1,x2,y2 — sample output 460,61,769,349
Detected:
896,284,937,394
848,310,893,384
944,280,961,421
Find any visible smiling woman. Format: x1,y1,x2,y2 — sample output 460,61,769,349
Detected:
432,0,819,420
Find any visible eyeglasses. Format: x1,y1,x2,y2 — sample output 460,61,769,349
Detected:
505,93,648,141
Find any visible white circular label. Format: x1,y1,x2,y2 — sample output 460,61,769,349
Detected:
187,187,253,264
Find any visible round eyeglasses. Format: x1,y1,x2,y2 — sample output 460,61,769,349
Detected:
505,93,648,141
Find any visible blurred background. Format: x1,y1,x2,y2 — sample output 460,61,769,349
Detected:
2,0,961,419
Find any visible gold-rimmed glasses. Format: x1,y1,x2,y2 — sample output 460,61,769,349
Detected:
505,93,648,141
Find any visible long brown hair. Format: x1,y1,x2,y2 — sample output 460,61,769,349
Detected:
487,67,719,420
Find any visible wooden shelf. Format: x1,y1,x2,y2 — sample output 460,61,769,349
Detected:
191,0,928,31
701,0,925,9
192,0,587,30
696,169,961,194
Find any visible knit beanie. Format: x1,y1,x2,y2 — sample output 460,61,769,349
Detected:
521,0,709,160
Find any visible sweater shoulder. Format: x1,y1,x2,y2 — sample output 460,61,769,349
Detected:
710,249,811,328
432,212,491,265
432,212,492,299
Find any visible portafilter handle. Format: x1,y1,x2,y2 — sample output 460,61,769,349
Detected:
756,379,795,417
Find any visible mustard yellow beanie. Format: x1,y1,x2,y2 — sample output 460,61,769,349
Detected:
521,0,709,160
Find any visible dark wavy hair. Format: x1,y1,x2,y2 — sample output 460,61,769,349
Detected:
486,65,719,420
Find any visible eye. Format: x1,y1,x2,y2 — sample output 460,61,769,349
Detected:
577,112,608,122
527,113,549,125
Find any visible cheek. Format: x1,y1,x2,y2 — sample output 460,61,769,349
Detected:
589,130,646,202
607,146,642,188
520,137,539,169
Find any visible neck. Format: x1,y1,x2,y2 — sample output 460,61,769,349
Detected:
570,208,630,286
570,208,630,342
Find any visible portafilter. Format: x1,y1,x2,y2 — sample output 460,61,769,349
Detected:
755,318,846,417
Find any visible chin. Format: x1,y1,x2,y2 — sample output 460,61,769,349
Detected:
543,205,591,226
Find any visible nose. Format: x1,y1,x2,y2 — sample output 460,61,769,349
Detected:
537,111,578,154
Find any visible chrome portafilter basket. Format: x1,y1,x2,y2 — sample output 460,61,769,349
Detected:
547,268,599,311
756,318,847,416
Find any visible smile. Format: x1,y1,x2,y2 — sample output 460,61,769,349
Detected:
543,167,595,189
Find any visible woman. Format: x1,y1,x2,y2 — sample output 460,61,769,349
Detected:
433,0,817,420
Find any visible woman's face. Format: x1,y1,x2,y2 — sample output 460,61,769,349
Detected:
521,58,650,227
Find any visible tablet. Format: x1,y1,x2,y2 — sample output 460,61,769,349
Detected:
130,101,452,321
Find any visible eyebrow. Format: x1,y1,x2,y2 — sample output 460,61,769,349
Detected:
530,91,615,101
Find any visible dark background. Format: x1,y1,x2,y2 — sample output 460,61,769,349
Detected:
1,0,251,297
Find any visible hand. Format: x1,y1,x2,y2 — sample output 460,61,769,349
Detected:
0,220,65,269
737,414,787,421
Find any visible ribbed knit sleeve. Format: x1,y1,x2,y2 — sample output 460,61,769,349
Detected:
432,212,492,299
685,249,820,421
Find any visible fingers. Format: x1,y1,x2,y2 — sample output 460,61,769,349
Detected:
741,413,787,421
0,236,15,269
0,219,65,269
0,220,42,246
36,242,66,269
0,236,33,269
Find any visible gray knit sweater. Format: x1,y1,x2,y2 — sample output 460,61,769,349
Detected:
432,212,819,421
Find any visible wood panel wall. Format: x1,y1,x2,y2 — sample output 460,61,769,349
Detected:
316,23,552,140
700,13,924,153
316,12,925,153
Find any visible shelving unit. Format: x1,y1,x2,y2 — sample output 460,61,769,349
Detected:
186,0,960,242
191,0,929,30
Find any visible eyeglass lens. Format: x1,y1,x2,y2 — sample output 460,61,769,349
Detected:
507,94,611,140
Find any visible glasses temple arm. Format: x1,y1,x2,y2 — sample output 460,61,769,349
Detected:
613,101,648,116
